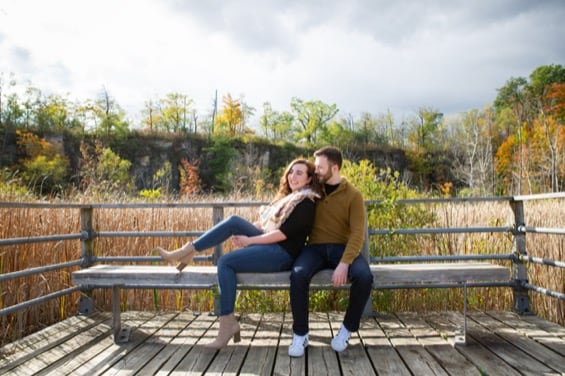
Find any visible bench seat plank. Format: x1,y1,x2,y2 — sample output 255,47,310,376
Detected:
72,262,510,288
71,262,510,344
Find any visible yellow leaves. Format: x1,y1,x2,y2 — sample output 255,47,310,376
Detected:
16,130,58,160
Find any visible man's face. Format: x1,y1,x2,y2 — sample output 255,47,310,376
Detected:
314,156,333,184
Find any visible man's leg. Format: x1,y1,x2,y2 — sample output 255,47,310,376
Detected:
288,245,325,357
342,254,373,332
329,254,373,352
289,245,325,335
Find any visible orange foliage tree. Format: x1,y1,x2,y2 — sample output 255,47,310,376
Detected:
179,159,202,196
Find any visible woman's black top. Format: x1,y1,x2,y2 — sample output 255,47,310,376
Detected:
277,198,316,259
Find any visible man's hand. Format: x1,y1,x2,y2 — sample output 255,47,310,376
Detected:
332,262,349,287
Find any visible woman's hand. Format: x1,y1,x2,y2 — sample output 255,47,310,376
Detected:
232,235,250,248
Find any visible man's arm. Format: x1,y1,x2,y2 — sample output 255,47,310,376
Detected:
340,190,366,264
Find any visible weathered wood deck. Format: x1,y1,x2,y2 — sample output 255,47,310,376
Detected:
1,310,565,375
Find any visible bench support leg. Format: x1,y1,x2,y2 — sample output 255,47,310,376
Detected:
112,285,130,344
78,290,95,315
455,283,468,345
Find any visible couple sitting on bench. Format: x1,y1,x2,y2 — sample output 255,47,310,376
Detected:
157,146,374,357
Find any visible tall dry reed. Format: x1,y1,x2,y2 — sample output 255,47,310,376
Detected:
1,197,563,346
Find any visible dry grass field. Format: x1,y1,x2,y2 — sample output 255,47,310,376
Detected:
1,197,563,346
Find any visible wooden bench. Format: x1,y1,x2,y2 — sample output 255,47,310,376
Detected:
72,262,510,344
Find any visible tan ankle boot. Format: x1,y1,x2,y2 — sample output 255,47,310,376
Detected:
204,313,241,349
156,243,196,272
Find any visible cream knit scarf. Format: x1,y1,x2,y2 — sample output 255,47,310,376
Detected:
259,188,320,232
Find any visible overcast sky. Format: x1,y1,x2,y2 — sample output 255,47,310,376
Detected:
1,0,563,126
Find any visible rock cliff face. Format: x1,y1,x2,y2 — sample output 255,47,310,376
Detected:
2,129,409,193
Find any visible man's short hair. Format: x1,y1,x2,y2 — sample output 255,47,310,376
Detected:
314,146,342,169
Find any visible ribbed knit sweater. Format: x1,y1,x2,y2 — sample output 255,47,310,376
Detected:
307,178,366,264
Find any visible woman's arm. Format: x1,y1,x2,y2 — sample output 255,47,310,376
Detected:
232,230,286,248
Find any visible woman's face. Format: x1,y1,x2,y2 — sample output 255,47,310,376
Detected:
287,162,312,192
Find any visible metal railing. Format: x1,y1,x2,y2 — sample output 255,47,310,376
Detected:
1,193,564,319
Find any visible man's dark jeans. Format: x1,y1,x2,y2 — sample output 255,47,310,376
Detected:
290,243,373,335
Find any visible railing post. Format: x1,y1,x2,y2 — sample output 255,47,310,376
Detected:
78,206,95,315
510,198,532,315
212,205,225,315
362,210,374,317
211,206,225,265
80,207,94,267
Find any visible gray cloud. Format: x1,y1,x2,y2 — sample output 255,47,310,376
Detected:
1,0,563,122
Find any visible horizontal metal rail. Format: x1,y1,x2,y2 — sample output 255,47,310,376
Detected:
0,232,86,246
93,255,213,263
0,260,84,282
369,226,512,235
0,202,265,209
236,281,515,290
95,231,203,238
512,192,565,201
0,286,81,316
371,254,514,263
79,281,514,291
518,255,565,269
0,226,515,244
518,226,565,235
0,192,561,211
523,283,565,301
366,196,513,205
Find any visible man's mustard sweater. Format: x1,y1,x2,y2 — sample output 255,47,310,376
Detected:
308,178,366,264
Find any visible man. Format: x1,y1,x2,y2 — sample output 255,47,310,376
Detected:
288,146,373,357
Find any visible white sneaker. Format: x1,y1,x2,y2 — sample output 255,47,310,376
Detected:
331,326,351,352
288,333,309,357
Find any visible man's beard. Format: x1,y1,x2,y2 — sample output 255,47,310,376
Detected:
317,171,332,184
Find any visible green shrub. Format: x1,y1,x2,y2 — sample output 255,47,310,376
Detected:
341,160,435,258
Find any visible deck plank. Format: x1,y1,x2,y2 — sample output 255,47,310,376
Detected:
152,313,216,375
129,312,198,374
0,312,109,374
378,312,449,375
239,313,281,375
470,311,565,374
272,312,306,376
359,315,411,376
492,311,565,356
423,311,522,376
2,310,565,375
307,312,340,376
329,312,376,376
396,311,478,375
70,311,160,376
163,313,218,374
456,311,555,376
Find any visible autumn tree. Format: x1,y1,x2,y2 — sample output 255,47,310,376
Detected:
407,107,444,151
16,131,70,195
179,159,202,195
451,107,496,195
141,99,159,132
214,94,254,137
290,97,338,145
78,139,133,196
260,102,293,141
537,82,565,191
494,65,565,193
156,92,193,133
84,87,129,140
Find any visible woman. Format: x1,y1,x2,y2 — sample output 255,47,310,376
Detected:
157,158,323,349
